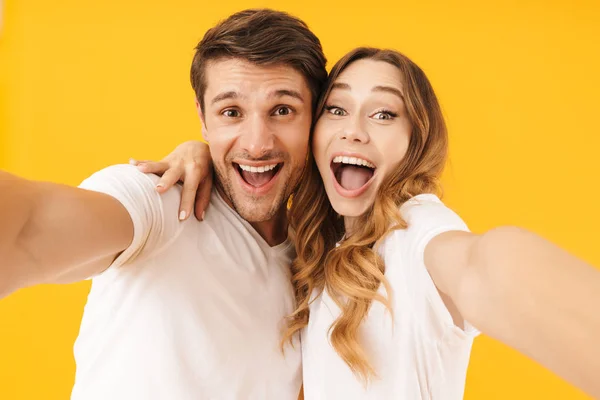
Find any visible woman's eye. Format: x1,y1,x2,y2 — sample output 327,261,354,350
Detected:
223,109,240,118
372,111,396,120
275,107,292,116
326,106,347,116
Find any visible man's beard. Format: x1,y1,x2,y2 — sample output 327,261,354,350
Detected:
213,162,294,223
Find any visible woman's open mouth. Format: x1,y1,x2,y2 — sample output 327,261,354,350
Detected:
330,155,376,197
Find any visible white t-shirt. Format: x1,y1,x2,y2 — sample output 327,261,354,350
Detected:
302,194,479,400
72,164,301,400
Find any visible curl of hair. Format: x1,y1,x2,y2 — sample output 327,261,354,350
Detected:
282,48,449,382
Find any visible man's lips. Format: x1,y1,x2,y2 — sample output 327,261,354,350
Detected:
233,161,283,193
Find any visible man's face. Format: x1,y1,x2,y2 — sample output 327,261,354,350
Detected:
200,58,312,222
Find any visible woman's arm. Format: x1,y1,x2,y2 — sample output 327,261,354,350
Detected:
131,140,213,221
425,227,600,399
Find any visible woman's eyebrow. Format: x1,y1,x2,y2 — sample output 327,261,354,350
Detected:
372,85,404,100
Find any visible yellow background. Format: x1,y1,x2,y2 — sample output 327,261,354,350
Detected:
1,0,599,399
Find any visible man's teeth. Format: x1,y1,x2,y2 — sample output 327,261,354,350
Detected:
332,156,375,169
238,163,278,173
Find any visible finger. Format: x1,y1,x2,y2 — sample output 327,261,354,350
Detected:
155,168,183,193
194,172,213,221
130,159,153,166
178,168,203,221
136,161,170,175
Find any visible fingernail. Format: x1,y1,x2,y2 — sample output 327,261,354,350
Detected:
129,158,137,165
201,211,205,221
179,210,187,221
156,183,164,189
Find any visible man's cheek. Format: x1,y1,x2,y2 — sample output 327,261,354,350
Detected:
291,136,310,156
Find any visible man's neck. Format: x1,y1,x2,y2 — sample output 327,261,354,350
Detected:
250,207,288,247
215,184,289,247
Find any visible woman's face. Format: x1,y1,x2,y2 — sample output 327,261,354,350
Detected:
312,59,412,218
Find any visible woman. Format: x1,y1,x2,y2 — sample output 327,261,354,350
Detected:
135,48,600,399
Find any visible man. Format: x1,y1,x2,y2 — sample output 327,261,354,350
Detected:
0,9,327,399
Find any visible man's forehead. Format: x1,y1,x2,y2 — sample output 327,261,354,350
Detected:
204,58,310,98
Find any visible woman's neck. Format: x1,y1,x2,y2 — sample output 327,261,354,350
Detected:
343,216,359,238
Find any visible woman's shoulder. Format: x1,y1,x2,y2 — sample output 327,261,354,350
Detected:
398,193,459,225
384,193,468,248
399,193,444,213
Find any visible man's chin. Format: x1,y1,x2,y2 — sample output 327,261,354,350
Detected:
218,170,290,221
234,200,281,222
227,187,282,221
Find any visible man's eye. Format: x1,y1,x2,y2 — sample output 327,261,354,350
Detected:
274,107,292,116
223,109,240,118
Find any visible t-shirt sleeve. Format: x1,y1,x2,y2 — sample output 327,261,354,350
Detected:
78,164,184,275
391,194,479,337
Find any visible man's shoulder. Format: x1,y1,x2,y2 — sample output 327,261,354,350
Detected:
79,164,184,228
79,164,161,191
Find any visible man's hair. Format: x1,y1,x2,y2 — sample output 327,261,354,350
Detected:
191,9,328,115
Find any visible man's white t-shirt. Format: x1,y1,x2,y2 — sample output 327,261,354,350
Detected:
72,164,301,400
302,194,479,400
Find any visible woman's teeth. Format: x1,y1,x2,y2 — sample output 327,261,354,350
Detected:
332,156,375,169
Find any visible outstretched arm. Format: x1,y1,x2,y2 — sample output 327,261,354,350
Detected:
0,170,133,299
426,227,600,398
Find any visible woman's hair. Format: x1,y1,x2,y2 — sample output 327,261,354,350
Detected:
283,47,449,381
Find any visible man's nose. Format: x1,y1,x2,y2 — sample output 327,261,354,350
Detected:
238,114,275,158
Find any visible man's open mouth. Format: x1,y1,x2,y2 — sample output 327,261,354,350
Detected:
331,155,376,192
234,162,283,188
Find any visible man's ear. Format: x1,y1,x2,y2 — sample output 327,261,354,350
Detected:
195,98,209,142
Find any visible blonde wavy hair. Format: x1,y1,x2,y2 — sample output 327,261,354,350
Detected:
283,47,449,381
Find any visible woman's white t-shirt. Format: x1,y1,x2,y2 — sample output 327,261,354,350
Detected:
302,194,480,400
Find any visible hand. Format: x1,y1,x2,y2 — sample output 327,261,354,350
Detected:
130,141,213,221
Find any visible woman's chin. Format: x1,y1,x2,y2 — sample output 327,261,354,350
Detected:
324,183,375,220
330,199,371,220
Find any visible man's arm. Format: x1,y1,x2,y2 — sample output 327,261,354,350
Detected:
425,227,600,398
0,170,134,298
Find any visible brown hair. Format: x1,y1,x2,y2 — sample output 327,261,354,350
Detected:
190,9,327,114
283,47,449,382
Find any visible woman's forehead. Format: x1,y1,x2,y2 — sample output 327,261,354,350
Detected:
332,59,405,93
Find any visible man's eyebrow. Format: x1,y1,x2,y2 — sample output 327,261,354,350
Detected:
372,85,404,100
211,91,238,105
269,89,305,103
